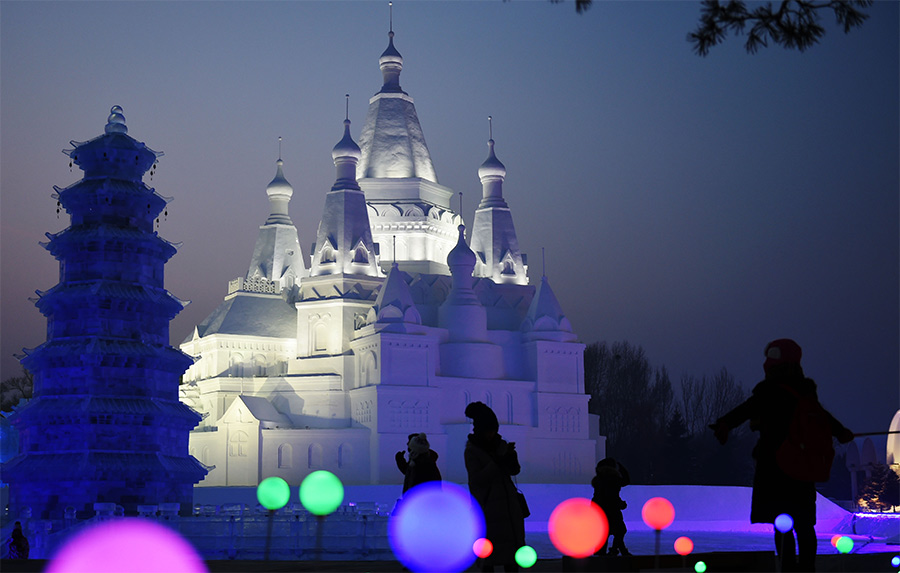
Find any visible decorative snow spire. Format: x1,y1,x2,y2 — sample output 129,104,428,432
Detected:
332,95,362,191
379,2,404,93
521,274,577,342
105,105,128,134
310,107,380,278
478,116,508,208
366,262,421,327
265,137,294,225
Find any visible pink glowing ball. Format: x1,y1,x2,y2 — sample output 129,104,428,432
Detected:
642,497,675,530
674,536,694,556
47,518,206,573
548,497,609,558
473,537,493,558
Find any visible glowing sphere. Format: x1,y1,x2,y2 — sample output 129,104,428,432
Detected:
674,536,694,556
388,481,485,573
694,560,708,573
641,497,675,530
299,470,344,515
473,538,493,559
836,536,854,554
46,518,206,573
774,513,794,533
831,534,841,548
257,476,291,510
547,497,609,558
515,545,538,569
890,555,899,567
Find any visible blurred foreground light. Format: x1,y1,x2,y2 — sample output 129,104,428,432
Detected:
548,497,608,558
674,536,694,556
641,497,675,530
831,534,841,548
890,555,899,567
515,545,537,568
257,476,290,510
694,560,708,573
836,536,854,554
388,481,485,572
473,538,493,558
299,470,344,515
46,518,206,573
774,513,793,533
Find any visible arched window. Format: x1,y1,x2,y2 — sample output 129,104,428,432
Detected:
230,354,244,378
252,354,266,377
308,443,323,468
338,443,353,468
278,443,292,468
313,322,328,354
229,431,248,457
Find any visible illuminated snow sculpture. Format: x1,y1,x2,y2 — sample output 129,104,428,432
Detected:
179,24,602,488
6,107,206,519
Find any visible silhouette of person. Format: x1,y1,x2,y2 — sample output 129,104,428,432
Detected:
591,457,631,556
7,521,29,560
711,339,854,572
395,432,442,494
464,401,525,572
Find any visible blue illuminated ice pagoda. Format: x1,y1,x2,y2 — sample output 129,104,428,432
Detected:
5,107,206,519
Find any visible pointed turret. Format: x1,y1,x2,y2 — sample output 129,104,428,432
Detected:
470,119,528,285
521,275,577,342
245,145,307,291
366,262,421,327
439,225,487,341
310,113,380,277
357,23,438,181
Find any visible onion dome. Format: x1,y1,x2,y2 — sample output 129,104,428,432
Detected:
105,105,128,134
478,139,506,181
379,31,404,93
266,159,293,201
332,119,362,162
447,224,476,270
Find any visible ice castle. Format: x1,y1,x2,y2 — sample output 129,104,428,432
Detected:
5,107,207,519
178,25,603,488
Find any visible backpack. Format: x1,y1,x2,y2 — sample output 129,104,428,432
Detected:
775,385,835,482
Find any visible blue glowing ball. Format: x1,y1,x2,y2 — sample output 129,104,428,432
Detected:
890,555,899,567
389,481,485,572
774,513,794,533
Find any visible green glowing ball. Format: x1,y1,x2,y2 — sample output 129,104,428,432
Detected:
299,470,344,515
515,545,537,569
256,476,291,510
836,536,854,554
694,560,707,573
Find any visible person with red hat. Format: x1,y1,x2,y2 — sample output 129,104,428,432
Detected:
711,339,854,572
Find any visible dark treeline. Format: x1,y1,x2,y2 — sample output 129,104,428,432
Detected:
585,340,755,486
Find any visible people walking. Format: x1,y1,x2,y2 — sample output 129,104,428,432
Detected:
7,521,29,560
464,401,526,572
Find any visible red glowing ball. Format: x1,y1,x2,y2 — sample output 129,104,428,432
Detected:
473,538,493,558
548,497,609,558
674,536,694,556
831,534,842,548
641,497,675,530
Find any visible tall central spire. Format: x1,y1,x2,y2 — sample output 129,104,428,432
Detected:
357,8,438,182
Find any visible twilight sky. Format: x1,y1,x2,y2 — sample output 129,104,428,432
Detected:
1,1,897,439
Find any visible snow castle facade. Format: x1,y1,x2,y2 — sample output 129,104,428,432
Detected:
179,28,602,487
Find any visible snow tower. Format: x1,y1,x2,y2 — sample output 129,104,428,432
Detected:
5,107,206,518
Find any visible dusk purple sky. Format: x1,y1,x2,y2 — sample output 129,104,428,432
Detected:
1,1,897,439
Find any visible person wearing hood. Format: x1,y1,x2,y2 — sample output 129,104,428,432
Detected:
711,339,854,572
395,432,442,494
464,401,525,572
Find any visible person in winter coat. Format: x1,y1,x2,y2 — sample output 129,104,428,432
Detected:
711,339,854,572
464,401,525,572
591,457,631,556
395,432,442,494
7,521,29,560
